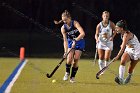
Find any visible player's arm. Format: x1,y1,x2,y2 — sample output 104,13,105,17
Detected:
110,21,117,39
73,21,85,41
115,33,130,60
61,25,68,53
95,24,100,43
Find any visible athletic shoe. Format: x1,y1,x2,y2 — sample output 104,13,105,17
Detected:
115,76,124,85
70,77,76,83
124,75,132,84
63,72,70,81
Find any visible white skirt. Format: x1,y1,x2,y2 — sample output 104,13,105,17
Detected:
97,41,113,51
125,47,140,60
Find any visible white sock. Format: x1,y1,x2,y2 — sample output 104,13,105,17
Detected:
98,59,104,70
119,65,125,79
104,60,109,66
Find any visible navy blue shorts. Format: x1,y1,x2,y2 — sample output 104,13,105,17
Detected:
68,38,85,51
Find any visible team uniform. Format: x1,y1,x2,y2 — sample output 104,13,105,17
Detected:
123,32,140,60
64,20,85,51
63,20,85,83
115,32,140,85
97,21,113,51
97,21,114,72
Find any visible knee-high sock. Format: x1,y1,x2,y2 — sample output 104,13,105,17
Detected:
104,60,109,66
119,65,125,79
98,59,104,70
66,64,71,73
70,67,78,78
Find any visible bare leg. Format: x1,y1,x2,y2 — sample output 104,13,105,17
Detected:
115,52,130,84
98,49,105,70
119,52,130,79
128,60,138,74
124,60,139,84
63,48,75,81
70,50,82,83
104,50,111,66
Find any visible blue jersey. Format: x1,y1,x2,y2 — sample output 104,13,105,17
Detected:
64,20,85,51
64,20,80,40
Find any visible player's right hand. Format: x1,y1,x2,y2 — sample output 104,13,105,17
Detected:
96,39,99,43
63,52,67,58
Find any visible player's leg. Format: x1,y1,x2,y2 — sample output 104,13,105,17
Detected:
104,42,113,66
98,49,105,71
115,52,130,84
119,52,130,80
104,50,111,66
70,50,82,83
63,48,75,81
124,59,138,84
69,39,85,83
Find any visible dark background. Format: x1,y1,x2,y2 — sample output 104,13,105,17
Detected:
0,0,140,58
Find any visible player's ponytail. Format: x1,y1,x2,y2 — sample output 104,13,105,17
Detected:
54,10,71,25
54,20,63,25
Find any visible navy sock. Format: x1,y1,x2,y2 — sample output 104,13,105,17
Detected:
66,64,71,73
70,67,78,78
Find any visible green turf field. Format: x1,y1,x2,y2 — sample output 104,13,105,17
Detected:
0,58,140,93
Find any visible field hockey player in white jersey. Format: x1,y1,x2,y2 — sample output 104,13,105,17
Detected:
95,11,116,75
114,20,140,85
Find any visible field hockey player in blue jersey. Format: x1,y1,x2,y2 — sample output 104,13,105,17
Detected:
54,10,85,83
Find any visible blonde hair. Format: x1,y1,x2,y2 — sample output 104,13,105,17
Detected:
54,10,71,25
62,10,71,18
54,20,63,25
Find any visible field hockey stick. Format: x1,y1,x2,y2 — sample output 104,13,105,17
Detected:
93,44,98,65
96,58,115,79
46,48,74,78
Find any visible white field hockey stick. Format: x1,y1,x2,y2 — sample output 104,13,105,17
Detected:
93,48,98,65
96,58,115,79
93,43,98,65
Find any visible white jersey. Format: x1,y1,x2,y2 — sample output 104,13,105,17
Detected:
97,21,113,50
124,34,140,60
98,21,112,43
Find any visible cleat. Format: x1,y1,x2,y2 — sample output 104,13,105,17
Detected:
124,75,132,84
115,76,124,85
63,72,69,81
70,77,76,83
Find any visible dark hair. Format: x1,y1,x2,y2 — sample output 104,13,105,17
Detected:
54,10,71,25
116,20,127,30
102,11,110,16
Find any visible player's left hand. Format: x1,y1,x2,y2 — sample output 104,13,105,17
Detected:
72,40,76,48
